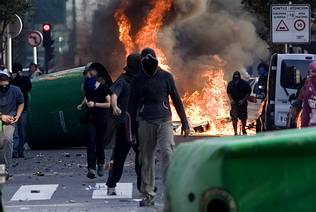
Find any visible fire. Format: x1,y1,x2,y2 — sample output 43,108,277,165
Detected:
171,57,234,135
114,0,236,136
114,1,134,57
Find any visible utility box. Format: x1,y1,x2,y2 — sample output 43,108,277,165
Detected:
166,128,316,212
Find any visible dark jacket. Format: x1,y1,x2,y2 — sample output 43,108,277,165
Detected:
111,73,135,123
11,75,32,111
129,68,189,132
227,79,251,104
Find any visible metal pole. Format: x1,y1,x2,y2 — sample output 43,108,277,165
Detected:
285,1,292,54
2,38,5,66
6,35,12,73
285,43,288,53
33,47,37,64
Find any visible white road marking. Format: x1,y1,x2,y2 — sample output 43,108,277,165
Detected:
92,183,133,199
11,184,59,201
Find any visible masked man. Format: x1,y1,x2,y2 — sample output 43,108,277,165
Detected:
11,63,32,158
227,71,251,135
0,71,24,176
129,48,190,207
106,53,142,195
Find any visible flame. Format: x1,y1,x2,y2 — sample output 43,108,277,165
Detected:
171,56,234,135
134,0,172,70
115,0,240,136
114,1,134,57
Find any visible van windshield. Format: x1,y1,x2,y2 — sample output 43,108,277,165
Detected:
281,60,311,89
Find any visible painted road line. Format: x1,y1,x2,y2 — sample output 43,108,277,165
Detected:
92,183,133,199
11,184,59,201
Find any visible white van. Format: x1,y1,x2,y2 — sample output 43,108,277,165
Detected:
256,53,316,131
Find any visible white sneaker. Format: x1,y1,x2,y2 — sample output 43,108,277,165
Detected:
107,187,116,196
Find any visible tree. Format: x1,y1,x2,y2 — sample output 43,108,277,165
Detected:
0,0,31,64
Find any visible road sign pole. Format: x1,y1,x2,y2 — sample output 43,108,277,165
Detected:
33,47,37,64
285,43,288,53
6,34,12,73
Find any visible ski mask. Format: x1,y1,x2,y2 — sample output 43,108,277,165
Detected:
0,72,10,94
233,71,241,84
84,76,97,90
124,53,141,77
141,48,159,76
0,84,10,93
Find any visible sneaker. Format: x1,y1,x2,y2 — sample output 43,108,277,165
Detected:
97,164,105,177
87,168,96,179
242,130,247,135
107,187,117,196
12,152,18,159
5,169,12,181
139,194,155,207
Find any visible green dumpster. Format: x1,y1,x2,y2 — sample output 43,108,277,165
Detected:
27,67,85,149
166,128,316,212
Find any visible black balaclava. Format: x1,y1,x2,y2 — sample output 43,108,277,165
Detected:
124,53,141,77
0,73,10,94
141,48,159,76
233,71,241,84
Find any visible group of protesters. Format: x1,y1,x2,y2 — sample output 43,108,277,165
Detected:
77,47,190,207
3,46,316,208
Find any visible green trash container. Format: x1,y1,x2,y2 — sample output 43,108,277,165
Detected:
166,128,316,212
27,67,85,149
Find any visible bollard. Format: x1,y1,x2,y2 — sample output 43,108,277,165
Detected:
166,127,316,212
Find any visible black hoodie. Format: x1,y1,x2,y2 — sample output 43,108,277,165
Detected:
110,53,141,123
129,67,189,132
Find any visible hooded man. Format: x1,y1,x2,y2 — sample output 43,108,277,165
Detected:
301,61,316,127
227,71,251,135
129,48,190,207
106,53,142,195
0,70,24,176
11,63,32,158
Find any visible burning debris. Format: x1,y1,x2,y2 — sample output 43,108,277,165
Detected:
78,0,269,135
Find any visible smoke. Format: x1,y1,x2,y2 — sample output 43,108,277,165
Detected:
158,0,269,91
76,0,269,86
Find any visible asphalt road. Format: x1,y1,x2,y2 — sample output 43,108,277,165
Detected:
3,103,260,212
3,149,165,212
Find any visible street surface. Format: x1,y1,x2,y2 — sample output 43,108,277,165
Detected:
3,104,260,212
4,149,164,212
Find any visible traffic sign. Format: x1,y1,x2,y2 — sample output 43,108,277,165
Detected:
5,14,23,38
27,31,43,47
271,4,311,43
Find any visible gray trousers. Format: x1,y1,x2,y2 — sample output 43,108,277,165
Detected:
138,119,174,197
0,124,15,169
13,111,28,153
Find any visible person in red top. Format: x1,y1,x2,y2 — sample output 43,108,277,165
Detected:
301,61,316,127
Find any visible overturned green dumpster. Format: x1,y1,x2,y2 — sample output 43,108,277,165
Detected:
27,67,85,149
166,128,316,212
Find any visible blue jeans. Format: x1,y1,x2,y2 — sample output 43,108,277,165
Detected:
0,123,15,169
13,111,28,153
